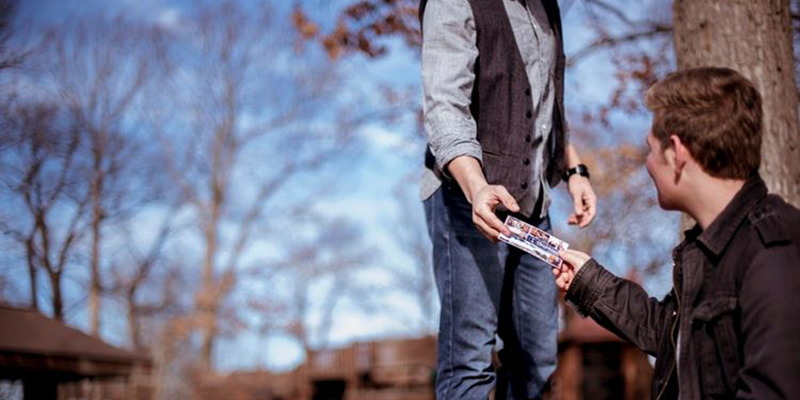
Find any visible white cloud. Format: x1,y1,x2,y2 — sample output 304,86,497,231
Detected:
156,7,181,30
361,123,424,158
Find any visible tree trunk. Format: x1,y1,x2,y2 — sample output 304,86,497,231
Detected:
35,212,65,321
198,203,221,372
127,289,142,351
89,162,104,336
25,236,38,310
48,270,64,321
197,132,228,372
673,0,800,207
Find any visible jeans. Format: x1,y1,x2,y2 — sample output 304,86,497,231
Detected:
424,183,558,400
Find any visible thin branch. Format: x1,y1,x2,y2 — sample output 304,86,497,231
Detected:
567,25,672,67
584,0,637,27
54,195,89,275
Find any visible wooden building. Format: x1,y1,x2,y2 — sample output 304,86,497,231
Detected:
308,336,435,400
205,321,652,400
549,305,653,400
0,303,652,400
200,337,437,400
0,305,152,400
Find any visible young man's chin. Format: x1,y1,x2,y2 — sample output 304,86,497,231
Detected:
656,194,679,211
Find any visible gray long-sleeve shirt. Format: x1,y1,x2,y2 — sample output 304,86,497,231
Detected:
421,0,559,218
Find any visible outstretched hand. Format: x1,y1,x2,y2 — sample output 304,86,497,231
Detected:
552,249,591,292
567,175,597,228
471,184,520,242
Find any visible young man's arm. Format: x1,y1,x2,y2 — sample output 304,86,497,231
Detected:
735,245,800,399
556,250,672,354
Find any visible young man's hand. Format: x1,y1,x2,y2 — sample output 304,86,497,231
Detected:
567,175,597,228
471,184,520,242
552,249,591,292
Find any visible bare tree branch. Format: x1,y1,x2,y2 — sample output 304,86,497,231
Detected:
568,25,672,67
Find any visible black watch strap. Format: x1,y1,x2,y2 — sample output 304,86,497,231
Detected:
564,164,590,181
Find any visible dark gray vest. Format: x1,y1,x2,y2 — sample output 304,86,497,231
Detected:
421,0,567,200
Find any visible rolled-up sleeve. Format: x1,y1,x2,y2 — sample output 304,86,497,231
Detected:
421,0,480,173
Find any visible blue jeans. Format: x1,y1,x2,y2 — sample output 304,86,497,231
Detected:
424,183,558,400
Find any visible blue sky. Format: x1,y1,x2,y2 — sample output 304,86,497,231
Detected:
7,0,679,372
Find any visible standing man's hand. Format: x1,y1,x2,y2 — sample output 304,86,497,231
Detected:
567,174,596,228
446,156,520,243
552,249,591,292
471,184,520,242
564,145,597,228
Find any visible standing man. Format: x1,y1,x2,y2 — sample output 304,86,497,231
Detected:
420,0,596,398
554,67,800,399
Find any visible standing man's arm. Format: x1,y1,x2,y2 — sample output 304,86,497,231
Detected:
564,145,597,228
447,157,519,241
422,0,518,241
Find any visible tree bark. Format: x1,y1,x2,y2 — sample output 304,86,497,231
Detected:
25,236,38,310
673,0,800,207
48,270,63,321
90,163,104,336
127,289,142,351
198,107,232,372
35,211,64,320
199,199,221,372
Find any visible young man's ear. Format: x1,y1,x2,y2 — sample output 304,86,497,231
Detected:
669,134,689,173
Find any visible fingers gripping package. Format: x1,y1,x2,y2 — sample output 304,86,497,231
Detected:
498,216,569,269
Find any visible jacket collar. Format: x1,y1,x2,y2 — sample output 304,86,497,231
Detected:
690,175,768,256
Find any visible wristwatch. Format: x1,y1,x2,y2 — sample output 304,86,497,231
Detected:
563,164,590,181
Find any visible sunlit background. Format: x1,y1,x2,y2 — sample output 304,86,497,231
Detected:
7,0,772,398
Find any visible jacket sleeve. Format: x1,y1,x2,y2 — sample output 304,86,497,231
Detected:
421,0,481,174
565,259,674,355
735,245,800,400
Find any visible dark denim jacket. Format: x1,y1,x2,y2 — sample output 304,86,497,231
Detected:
566,176,800,400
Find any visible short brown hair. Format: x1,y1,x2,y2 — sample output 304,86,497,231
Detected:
645,67,762,179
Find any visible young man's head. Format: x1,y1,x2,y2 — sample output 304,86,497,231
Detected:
643,67,763,210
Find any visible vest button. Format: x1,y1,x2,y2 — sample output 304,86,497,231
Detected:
523,158,530,166
521,182,528,189
525,88,531,96
525,135,531,143
526,110,532,119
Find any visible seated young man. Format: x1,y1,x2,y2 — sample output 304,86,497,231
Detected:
553,67,800,400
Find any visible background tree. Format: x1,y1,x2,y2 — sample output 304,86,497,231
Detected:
0,101,86,319
673,0,800,207
253,217,376,355
0,0,26,73
108,202,184,352
43,18,163,336
150,1,394,372
384,180,437,334
1,2,798,395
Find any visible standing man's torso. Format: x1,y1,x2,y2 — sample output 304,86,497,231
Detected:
420,0,561,218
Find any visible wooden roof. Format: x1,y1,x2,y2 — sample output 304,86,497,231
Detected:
0,305,150,381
